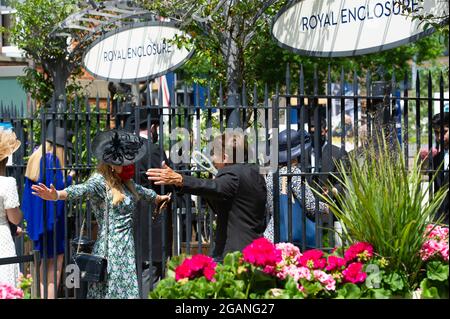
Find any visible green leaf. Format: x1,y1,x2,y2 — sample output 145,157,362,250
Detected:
284,277,300,294
303,281,324,297
420,279,441,299
384,272,405,292
336,283,362,299
370,288,392,299
223,251,242,271
426,261,449,282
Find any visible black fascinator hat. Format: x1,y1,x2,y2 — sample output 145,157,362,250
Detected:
91,129,147,166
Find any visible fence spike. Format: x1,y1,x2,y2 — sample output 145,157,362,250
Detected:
299,64,304,95
286,63,290,95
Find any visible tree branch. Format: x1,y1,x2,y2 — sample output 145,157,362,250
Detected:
247,0,280,29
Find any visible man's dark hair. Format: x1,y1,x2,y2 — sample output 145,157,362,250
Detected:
432,112,449,129
212,132,250,163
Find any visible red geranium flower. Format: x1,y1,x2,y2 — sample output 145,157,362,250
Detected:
243,238,282,272
342,262,367,284
344,242,373,263
175,254,217,282
298,249,327,269
326,255,346,271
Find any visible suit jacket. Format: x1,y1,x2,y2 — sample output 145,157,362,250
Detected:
304,143,348,195
179,163,267,259
433,151,449,224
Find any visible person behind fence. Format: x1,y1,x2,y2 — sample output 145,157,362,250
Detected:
420,112,449,225
306,117,348,197
419,112,449,163
0,128,22,286
22,125,74,298
147,132,267,262
30,129,171,299
263,129,329,248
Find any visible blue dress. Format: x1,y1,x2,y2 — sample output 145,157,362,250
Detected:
22,153,72,258
264,166,328,248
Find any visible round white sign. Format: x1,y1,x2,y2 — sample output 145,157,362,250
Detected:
272,0,448,57
83,22,194,82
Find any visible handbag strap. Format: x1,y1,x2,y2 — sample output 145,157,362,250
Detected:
103,186,109,259
75,186,110,259
76,217,86,255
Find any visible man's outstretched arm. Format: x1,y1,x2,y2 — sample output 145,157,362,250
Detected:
147,162,239,201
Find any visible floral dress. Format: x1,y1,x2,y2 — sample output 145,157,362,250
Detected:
65,173,157,299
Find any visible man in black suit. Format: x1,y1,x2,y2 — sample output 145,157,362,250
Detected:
146,132,267,261
305,117,348,198
431,112,449,225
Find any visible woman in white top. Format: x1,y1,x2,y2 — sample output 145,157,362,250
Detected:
0,128,22,286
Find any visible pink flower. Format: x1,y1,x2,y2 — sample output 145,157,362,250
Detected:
175,254,217,282
276,265,311,282
426,225,449,241
421,225,449,262
276,264,298,281
313,270,336,291
275,243,302,276
276,243,302,264
342,262,367,284
0,283,24,299
263,265,277,275
326,256,346,271
297,266,312,280
441,245,449,261
243,238,282,271
298,249,326,269
344,242,373,262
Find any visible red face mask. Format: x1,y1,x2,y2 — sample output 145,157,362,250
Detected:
117,164,135,181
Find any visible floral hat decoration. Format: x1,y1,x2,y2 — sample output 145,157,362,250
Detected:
91,129,147,166
0,125,21,162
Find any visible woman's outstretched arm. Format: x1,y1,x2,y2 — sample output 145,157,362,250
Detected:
31,183,68,201
31,173,105,202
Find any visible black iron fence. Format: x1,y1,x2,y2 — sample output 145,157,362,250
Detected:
0,65,448,299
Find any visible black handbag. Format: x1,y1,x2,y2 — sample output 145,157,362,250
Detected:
74,253,107,282
73,189,110,283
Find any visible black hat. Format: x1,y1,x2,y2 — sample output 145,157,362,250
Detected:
91,129,147,166
278,129,311,164
46,124,73,149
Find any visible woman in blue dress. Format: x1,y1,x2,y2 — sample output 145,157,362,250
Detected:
31,129,170,299
22,126,74,298
264,129,329,249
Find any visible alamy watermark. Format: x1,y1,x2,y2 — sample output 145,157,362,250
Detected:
168,127,280,174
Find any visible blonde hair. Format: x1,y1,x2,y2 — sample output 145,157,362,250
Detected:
25,142,66,182
0,130,21,176
97,163,140,206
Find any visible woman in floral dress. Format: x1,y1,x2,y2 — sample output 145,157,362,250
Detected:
31,129,170,299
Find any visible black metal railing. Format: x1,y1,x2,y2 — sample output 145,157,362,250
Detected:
1,65,448,299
